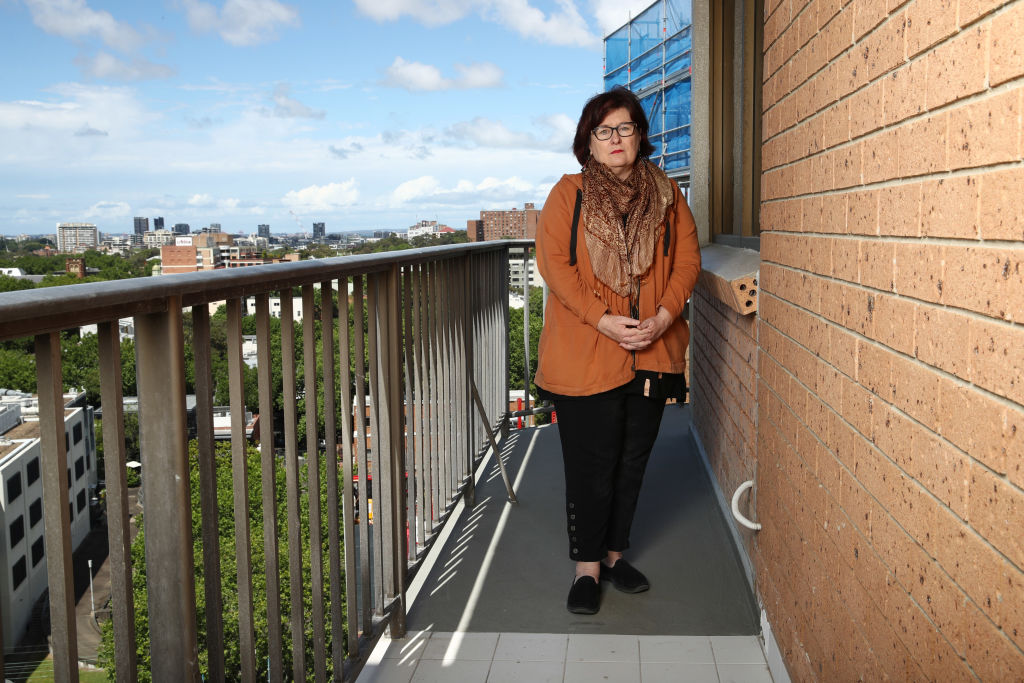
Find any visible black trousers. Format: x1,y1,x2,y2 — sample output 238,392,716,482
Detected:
553,387,666,562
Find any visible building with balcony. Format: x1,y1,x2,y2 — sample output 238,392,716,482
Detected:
0,392,96,651
55,223,98,254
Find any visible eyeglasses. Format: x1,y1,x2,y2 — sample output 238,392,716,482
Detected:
592,122,638,140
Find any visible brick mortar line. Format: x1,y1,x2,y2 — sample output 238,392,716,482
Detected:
761,252,1024,332
762,0,1020,111
757,307,1024,577
762,13,1024,147
762,76,1024,176
691,319,759,409
756,277,1024,462
758,400,955,678
764,228,1024,250
690,350,755,435
759,158,1024,200
691,303,760,383
758,388,999,677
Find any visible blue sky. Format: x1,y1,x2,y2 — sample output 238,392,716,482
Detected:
0,0,653,237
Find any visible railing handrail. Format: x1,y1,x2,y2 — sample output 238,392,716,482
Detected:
0,239,535,341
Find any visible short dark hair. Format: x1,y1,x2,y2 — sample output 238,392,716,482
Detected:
572,86,654,167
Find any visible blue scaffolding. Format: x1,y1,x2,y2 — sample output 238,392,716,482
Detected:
604,0,693,185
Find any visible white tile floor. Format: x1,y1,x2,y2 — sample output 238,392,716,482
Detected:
359,631,774,683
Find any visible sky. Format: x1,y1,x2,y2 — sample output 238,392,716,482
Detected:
0,0,656,237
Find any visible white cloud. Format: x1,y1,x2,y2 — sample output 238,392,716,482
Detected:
390,175,540,207
83,200,131,218
270,83,324,119
24,0,143,51
16,194,51,200
590,0,658,36
282,181,359,212
355,0,597,47
182,0,299,46
383,58,503,92
188,193,215,206
445,113,574,151
76,52,176,82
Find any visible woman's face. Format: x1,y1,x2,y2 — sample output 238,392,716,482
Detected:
588,107,640,181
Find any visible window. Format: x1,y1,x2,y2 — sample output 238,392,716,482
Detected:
26,458,39,485
86,454,91,471
67,468,71,490
29,499,42,528
76,489,86,513
11,556,26,590
75,457,85,480
31,538,44,566
69,502,74,522
65,432,69,453
9,516,24,548
73,422,83,445
6,472,22,503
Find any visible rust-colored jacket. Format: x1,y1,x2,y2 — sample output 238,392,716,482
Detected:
534,173,701,396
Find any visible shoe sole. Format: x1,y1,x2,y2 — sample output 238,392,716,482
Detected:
601,576,650,594
567,604,600,615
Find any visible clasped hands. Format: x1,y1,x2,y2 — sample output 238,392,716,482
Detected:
597,306,673,351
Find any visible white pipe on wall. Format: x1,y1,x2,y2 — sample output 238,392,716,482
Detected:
731,479,761,531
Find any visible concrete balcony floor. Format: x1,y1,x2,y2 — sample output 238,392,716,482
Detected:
360,404,773,683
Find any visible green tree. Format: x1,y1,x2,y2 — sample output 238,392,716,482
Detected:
97,441,343,680
508,286,543,398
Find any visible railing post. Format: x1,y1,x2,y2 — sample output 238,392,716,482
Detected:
384,264,408,637
98,321,138,682
134,303,200,681
521,249,531,417
35,332,77,683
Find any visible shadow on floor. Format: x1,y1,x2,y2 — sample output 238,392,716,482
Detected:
406,403,759,636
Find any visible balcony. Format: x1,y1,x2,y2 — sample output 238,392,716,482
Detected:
0,241,768,682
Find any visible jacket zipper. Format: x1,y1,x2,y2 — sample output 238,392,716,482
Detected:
624,213,637,373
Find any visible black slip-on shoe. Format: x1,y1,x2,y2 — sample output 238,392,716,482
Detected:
600,559,650,593
566,575,601,614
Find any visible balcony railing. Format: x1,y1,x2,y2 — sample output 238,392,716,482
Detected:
0,240,534,682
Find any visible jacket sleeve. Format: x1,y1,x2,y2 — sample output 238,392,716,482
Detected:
536,176,608,328
657,185,701,318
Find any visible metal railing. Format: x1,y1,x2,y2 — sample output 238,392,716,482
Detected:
0,240,533,682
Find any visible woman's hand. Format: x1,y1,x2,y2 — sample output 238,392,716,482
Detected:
637,306,674,344
598,307,674,351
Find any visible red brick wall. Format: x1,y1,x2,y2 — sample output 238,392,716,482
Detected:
754,0,1024,679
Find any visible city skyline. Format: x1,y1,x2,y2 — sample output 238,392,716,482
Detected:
0,0,658,238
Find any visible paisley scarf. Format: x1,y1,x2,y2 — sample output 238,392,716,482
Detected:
581,157,675,298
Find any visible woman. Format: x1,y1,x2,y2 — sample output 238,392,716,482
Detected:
534,87,700,615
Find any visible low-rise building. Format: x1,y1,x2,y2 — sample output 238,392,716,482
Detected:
0,391,97,650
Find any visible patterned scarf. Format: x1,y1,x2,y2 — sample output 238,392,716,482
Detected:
581,157,675,298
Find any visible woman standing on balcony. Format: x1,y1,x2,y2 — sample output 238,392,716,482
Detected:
535,87,701,615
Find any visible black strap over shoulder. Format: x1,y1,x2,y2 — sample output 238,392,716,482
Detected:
664,217,671,257
569,189,582,266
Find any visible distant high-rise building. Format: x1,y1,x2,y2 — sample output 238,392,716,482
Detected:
133,217,149,235
206,223,222,233
468,203,539,242
153,217,165,231
56,223,98,253
173,223,190,235
258,224,271,239
313,222,325,240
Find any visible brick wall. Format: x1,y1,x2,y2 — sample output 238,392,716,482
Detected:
753,0,1024,679
690,285,759,564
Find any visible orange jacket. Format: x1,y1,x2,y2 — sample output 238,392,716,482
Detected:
534,173,701,396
